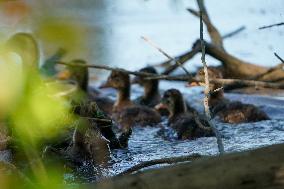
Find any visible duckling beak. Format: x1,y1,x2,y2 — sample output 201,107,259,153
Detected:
155,103,168,111
57,70,72,80
187,81,206,87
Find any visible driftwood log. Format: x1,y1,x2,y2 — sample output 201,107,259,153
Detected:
91,143,284,189
160,0,284,83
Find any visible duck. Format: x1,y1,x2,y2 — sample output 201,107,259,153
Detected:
57,59,114,115
132,66,161,107
132,66,169,116
194,68,270,123
4,33,129,167
43,99,132,166
100,70,161,130
155,89,214,140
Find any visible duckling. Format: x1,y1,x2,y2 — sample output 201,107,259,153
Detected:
132,66,169,116
57,59,114,115
195,68,270,123
155,89,214,140
100,70,161,130
132,66,161,107
43,100,132,166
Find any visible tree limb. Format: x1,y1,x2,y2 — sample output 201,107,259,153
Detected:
259,22,284,30
117,154,203,176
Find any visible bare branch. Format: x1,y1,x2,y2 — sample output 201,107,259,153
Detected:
141,36,192,77
188,0,224,50
58,61,284,90
259,22,284,30
274,52,284,64
222,26,246,39
117,154,203,176
57,61,157,78
199,3,224,155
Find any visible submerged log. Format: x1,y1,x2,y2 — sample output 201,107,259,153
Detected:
92,143,284,189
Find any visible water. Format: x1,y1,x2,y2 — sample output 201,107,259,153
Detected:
0,0,284,183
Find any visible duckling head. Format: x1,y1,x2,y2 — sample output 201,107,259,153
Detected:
156,89,186,117
132,66,158,86
100,71,130,90
57,59,89,91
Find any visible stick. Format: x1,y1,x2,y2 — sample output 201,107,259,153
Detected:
222,26,246,39
117,154,203,176
189,0,224,50
199,5,224,155
274,52,284,64
141,36,192,76
58,62,284,89
259,22,284,30
57,61,157,78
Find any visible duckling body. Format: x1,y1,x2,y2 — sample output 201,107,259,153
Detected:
196,68,270,123
101,71,161,130
156,89,214,140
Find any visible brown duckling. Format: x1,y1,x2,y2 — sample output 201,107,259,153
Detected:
195,68,270,123
132,66,161,107
156,89,214,140
100,70,161,130
43,100,132,166
57,59,114,115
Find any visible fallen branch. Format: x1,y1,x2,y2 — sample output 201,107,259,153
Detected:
117,154,203,176
58,61,284,89
259,22,284,30
190,0,224,49
57,61,157,78
159,26,245,75
199,5,224,155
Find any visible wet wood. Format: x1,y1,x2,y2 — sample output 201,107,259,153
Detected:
92,143,284,189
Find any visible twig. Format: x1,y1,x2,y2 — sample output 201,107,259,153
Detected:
141,36,192,77
57,61,157,78
117,154,203,176
259,22,284,30
199,4,224,155
222,26,246,39
251,53,284,80
274,52,284,64
58,61,284,89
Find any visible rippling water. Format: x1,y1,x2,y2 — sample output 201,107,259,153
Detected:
63,83,284,183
